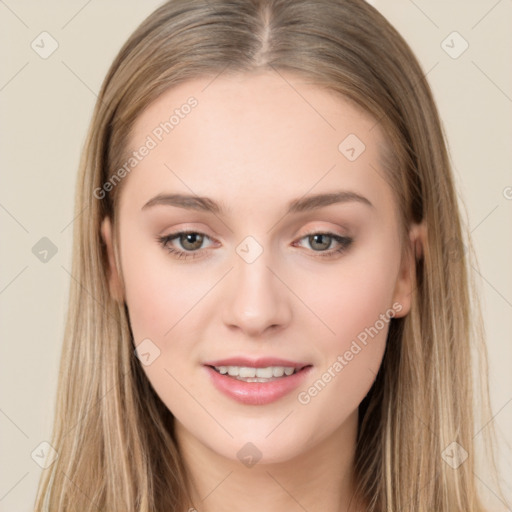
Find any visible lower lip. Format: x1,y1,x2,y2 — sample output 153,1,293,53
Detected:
204,365,313,405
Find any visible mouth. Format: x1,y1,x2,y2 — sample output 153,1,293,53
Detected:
203,359,313,405
207,364,310,382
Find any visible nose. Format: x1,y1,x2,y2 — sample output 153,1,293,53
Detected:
221,247,292,338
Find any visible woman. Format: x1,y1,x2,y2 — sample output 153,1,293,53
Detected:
34,0,506,510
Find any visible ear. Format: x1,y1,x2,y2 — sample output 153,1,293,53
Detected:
100,216,125,302
391,221,426,318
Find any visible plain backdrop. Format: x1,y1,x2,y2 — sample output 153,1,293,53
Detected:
1,1,511,510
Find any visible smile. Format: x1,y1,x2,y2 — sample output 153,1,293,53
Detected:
204,362,313,405
211,365,300,382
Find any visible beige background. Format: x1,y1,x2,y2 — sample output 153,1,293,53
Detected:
0,1,511,510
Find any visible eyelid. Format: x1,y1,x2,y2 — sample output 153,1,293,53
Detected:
292,230,352,255
297,224,350,238
158,229,218,250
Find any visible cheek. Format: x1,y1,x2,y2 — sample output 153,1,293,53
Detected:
295,245,399,416
305,245,400,350
121,239,201,342
120,240,207,412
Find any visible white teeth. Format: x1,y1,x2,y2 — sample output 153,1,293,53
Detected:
255,367,273,378
272,367,285,377
239,367,256,378
213,365,298,378
227,366,238,376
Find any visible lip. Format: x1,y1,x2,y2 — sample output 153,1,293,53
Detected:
203,357,310,369
203,360,313,406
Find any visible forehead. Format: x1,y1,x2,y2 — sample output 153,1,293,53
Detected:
121,70,392,215
131,70,380,149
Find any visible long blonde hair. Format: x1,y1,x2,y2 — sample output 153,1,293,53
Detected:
35,0,505,510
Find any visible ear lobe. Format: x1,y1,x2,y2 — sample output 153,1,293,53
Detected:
392,221,426,318
100,216,124,302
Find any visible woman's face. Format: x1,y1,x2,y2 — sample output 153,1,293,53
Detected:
102,71,416,464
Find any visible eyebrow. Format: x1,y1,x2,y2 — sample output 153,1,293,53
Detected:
141,190,374,215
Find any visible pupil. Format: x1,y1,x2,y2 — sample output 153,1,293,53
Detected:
183,233,202,250
311,234,330,250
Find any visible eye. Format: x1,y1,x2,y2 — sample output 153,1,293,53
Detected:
156,230,215,260
156,230,353,261
293,231,353,258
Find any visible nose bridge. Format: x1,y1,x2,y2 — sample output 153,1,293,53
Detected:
222,234,291,335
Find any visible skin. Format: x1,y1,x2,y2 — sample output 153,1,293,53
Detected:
101,70,424,512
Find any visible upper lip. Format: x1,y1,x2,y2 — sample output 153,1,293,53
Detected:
204,357,311,369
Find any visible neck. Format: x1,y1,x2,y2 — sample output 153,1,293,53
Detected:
175,410,365,512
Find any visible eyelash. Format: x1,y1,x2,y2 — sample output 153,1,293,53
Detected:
156,230,353,261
